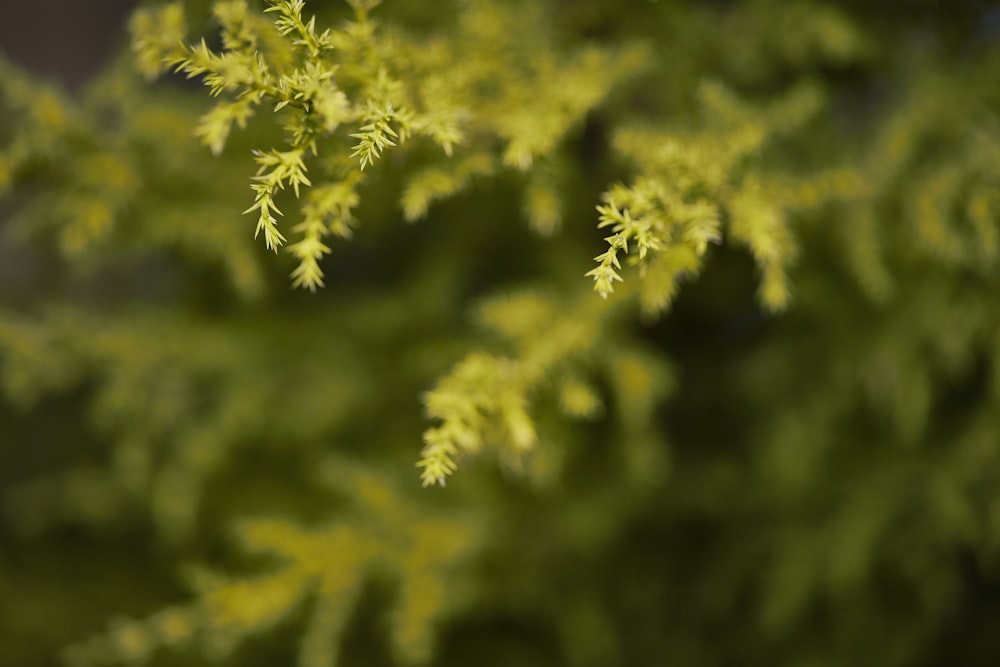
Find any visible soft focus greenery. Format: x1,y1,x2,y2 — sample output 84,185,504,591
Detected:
2,0,1000,665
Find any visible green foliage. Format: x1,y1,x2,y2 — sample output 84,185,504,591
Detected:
130,0,645,290
2,1,1000,667
64,461,482,667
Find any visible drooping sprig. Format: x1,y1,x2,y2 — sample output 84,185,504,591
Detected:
131,0,649,292
288,174,361,290
245,148,312,251
131,0,429,290
587,81,860,314
417,289,620,487
264,0,334,58
349,101,405,170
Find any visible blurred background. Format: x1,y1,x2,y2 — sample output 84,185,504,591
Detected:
3,1,1000,666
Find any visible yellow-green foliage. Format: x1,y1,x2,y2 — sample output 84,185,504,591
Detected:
2,1,1000,666
64,461,481,667
130,0,646,291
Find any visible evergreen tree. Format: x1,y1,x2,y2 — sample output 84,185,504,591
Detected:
2,1,1000,665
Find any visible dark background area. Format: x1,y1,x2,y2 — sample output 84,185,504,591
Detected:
0,0,135,89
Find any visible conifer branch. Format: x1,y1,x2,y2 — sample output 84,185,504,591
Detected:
288,176,361,290
265,0,333,59
244,148,312,251
418,290,616,486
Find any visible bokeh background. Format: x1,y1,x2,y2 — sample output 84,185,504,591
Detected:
3,1,1000,666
